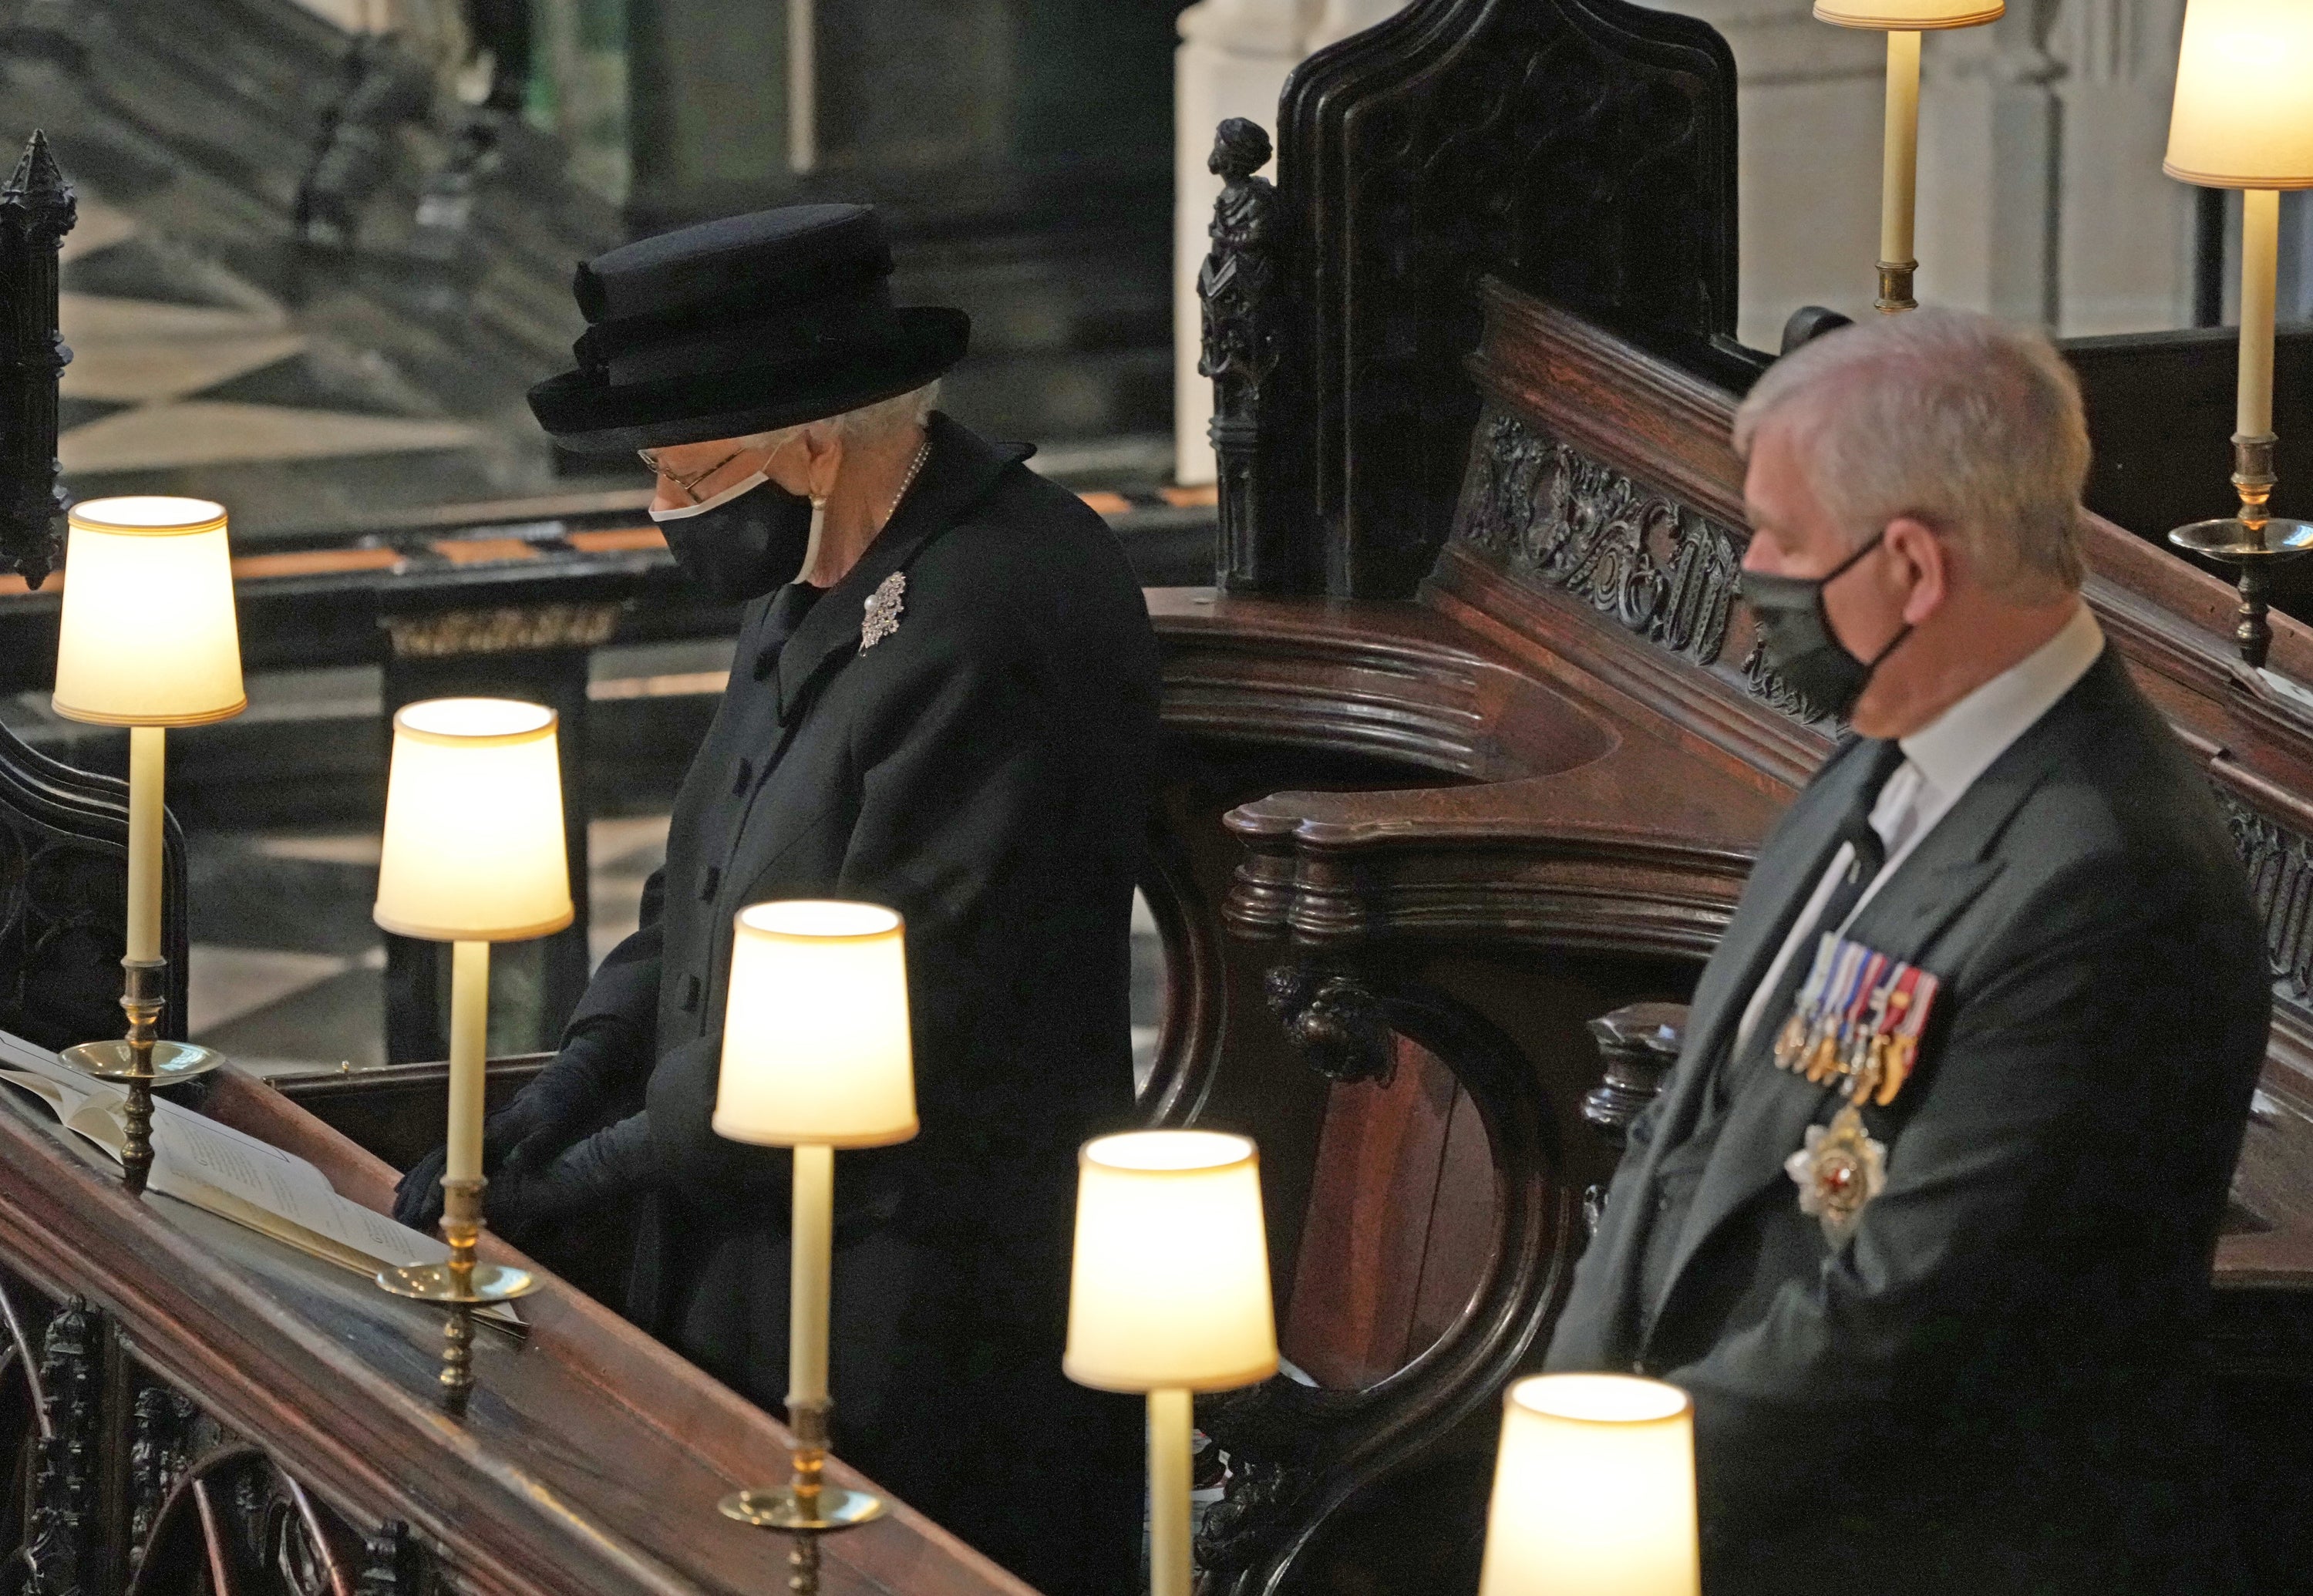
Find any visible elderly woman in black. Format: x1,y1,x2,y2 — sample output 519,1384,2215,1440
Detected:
397,204,1158,1596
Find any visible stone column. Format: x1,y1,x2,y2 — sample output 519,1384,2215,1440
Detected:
1175,0,1408,485
1655,0,1886,348
2049,0,2197,335
1914,12,2063,326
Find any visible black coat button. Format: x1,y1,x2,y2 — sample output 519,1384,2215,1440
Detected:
700,867,721,901
681,975,702,1012
731,759,752,794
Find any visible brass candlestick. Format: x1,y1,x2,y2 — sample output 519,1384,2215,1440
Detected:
2170,432,2313,669
376,1176,536,1417
720,1397,885,1596
59,955,221,1195
1877,258,1918,315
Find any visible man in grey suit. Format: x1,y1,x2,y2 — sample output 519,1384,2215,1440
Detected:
1546,309,2266,1595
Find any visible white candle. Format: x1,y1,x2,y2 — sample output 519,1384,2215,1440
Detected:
2241,187,2281,439
444,940,490,1184
1880,30,1923,268
790,1141,835,1407
125,726,164,964
789,0,816,174
1147,1387,1194,1596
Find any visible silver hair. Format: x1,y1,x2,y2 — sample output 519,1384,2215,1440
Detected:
741,380,940,453
1731,308,2090,598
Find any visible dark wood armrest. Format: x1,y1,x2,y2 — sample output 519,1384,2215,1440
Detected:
265,1053,552,1171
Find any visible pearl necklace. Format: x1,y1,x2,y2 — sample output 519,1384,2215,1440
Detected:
884,437,933,526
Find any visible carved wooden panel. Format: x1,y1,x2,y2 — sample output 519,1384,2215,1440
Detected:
1272,0,1739,600
1449,404,1816,719
0,725,189,1052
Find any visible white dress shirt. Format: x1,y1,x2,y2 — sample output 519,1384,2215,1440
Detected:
1732,603,2107,1052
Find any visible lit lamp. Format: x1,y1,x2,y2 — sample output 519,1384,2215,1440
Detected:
1477,1374,1700,1596
51,497,247,1195
1814,0,2005,313
712,901,917,1594
1065,1130,1278,1596
371,697,571,1415
2163,0,2313,668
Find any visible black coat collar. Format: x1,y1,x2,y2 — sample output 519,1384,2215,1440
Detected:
772,413,1032,724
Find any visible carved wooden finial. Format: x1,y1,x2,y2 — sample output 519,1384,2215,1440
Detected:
3,130,79,241
1209,118,1273,185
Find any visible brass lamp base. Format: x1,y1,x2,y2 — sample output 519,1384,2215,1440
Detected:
57,1039,224,1082
2170,514,2313,670
721,1396,883,1596
718,1486,885,1534
375,1176,536,1418
59,956,217,1195
2169,433,2313,670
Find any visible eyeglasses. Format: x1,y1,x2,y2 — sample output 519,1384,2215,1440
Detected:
638,445,749,502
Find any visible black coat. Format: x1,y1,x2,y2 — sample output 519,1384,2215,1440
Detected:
560,415,1158,1595
1547,649,2266,1596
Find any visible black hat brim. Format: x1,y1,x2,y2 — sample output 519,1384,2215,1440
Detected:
528,307,970,454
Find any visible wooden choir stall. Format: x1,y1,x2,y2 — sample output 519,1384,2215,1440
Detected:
1,1,2312,1593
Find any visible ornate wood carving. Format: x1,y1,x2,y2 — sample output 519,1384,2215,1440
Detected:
359,1520,431,1596
127,1386,198,1567
0,130,74,589
2222,791,2313,1002
0,722,190,1052
1200,119,1289,595
1197,964,1576,1596
1262,0,1739,600
1265,966,1396,1086
1449,403,1824,726
26,1296,98,1594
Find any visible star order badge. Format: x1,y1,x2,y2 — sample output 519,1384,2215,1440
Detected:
860,571,906,649
1772,932,1941,1243
1785,1109,1887,1244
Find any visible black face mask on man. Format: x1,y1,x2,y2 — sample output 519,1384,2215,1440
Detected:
1739,529,1913,722
650,467,823,605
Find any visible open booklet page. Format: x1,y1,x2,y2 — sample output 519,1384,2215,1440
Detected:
0,1032,518,1326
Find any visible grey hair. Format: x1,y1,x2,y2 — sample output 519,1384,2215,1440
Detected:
1731,308,2090,598
740,381,940,454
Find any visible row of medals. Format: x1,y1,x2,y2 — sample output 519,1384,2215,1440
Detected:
1772,982,1916,1109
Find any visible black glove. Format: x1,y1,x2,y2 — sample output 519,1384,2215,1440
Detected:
391,1104,527,1231
485,1113,656,1241
390,1022,639,1230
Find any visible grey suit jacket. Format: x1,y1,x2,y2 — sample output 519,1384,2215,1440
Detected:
1547,648,2266,1596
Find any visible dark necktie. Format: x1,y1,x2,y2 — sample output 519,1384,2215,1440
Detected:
1715,737,1907,1107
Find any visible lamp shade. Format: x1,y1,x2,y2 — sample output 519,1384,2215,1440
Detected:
1813,0,2002,28
1064,1130,1278,1393
52,497,245,726
712,901,918,1148
372,698,574,941
1477,1375,1700,1596
2165,0,2313,189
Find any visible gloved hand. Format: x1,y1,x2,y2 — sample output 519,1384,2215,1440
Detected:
390,1022,638,1231
485,1113,656,1241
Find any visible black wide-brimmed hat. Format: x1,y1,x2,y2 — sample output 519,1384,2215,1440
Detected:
527,204,970,454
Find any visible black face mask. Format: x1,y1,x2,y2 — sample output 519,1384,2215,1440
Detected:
652,478,816,605
1739,530,1912,722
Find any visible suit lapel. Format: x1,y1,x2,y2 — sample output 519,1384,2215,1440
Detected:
1651,742,1889,1147
772,413,1031,726
1640,710,2076,1338
1575,740,1890,1349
